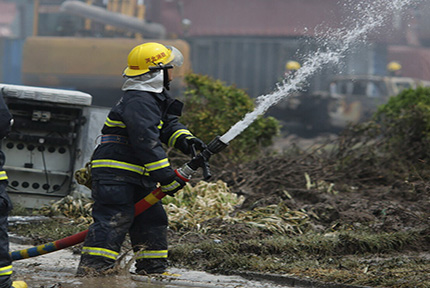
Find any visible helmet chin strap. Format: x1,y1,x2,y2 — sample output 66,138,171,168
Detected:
163,67,171,90
149,64,174,90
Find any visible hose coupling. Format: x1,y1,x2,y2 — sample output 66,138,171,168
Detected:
176,163,197,180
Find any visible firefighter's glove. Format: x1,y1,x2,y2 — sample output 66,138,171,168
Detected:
177,136,207,155
160,170,189,196
74,162,92,190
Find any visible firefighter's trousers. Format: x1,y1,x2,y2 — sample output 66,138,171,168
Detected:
0,182,12,288
77,179,168,276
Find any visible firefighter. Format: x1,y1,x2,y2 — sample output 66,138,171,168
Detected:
0,95,27,288
387,61,402,76
76,42,206,276
285,60,301,77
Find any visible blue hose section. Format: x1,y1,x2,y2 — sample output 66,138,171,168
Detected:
10,242,57,261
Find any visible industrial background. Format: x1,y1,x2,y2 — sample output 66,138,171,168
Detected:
1,0,430,106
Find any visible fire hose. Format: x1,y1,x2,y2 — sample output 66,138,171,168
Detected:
10,136,228,261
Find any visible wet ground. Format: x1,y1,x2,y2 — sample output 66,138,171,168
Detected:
10,241,294,288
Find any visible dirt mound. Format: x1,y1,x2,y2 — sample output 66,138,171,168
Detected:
211,134,430,249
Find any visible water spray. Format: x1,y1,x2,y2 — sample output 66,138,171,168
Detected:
218,0,417,144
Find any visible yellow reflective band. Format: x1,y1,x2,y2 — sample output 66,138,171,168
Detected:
161,180,181,192
0,171,7,181
145,158,170,172
82,246,119,260
157,120,164,129
0,265,12,276
135,250,168,260
105,117,126,128
91,159,148,175
168,129,193,147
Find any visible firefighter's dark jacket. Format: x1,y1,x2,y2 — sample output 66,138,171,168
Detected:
0,95,12,170
0,95,12,140
91,89,192,186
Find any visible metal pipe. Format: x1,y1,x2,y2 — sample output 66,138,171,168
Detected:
60,0,166,39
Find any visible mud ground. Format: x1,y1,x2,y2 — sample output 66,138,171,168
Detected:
215,134,430,238
9,240,295,288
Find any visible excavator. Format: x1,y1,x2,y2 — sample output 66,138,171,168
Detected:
21,0,191,107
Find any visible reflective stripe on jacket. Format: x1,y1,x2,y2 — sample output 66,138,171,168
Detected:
0,171,7,181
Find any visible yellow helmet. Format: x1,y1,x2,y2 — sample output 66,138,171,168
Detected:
286,60,301,71
387,61,402,72
123,42,184,77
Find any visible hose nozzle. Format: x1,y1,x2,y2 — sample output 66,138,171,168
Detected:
185,135,228,180
206,135,229,154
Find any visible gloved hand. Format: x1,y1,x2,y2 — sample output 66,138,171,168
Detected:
160,170,189,196
176,136,207,155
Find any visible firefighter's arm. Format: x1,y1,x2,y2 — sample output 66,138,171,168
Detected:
161,115,206,155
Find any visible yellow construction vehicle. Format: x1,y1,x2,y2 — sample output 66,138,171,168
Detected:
22,0,191,107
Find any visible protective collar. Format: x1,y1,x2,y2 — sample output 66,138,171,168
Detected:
121,70,164,93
